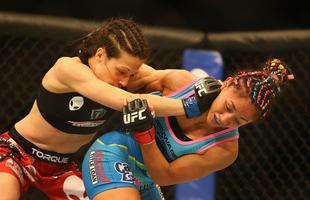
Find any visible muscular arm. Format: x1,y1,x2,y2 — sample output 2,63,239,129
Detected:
48,58,186,117
141,141,238,186
124,68,233,185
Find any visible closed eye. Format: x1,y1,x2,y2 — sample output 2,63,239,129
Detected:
235,118,241,125
226,100,242,125
226,101,233,112
118,69,127,75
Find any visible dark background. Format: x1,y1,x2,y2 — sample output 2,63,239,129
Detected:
1,0,310,32
1,1,309,200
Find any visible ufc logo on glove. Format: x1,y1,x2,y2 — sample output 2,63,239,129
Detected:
195,80,208,97
123,109,146,124
122,99,155,145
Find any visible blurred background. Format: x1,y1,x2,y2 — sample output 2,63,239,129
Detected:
0,1,309,200
2,0,310,32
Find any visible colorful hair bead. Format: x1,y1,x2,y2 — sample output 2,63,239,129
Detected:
232,58,294,118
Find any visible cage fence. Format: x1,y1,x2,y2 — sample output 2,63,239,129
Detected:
0,13,308,200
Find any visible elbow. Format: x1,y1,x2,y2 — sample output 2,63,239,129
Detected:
220,151,238,171
154,179,174,186
150,175,170,186
158,182,172,187
149,169,175,186
229,150,238,165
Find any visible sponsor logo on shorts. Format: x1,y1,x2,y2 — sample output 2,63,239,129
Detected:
139,183,152,190
5,158,26,185
89,151,98,184
114,162,134,183
63,175,89,200
23,165,37,182
89,150,110,185
31,148,70,164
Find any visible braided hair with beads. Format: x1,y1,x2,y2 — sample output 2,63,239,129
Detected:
230,59,294,117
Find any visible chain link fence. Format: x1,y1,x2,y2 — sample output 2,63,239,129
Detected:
216,51,309,200
0,12,308,200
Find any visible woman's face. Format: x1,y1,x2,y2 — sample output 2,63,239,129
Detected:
91,48,144,88
206,79,259,130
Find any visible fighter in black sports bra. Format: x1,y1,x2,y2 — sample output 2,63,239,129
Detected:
36,85,122,134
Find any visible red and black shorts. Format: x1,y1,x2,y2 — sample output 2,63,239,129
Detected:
0,128,88,200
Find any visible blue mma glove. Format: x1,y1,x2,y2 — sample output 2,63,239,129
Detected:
182,77,222,118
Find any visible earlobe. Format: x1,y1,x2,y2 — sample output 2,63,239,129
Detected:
95,48,106,60
220,82,226,90
221,77,233,89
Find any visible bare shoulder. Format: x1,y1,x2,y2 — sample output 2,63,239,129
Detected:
165,69,196,82
54,57,81,70
162,69,197,93
53,57,90,79
135,64,195,85
127,64,196,93
43,57,91,92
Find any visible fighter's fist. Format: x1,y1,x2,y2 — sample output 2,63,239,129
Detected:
123,99,155,145
182,77,221,118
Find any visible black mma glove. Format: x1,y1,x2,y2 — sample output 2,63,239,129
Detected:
182,77,222,118
123,99,155,145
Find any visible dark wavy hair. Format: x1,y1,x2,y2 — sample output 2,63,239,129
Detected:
76,17,150,63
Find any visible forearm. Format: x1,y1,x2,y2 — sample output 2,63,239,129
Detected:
141,94,185,117
122,99,174,184
95,91,185,117
78,79,186,116
140,143,173,185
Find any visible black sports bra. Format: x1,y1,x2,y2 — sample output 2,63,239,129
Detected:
36,85,122,134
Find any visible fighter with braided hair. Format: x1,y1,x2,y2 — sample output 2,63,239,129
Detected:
232,59,294,117
82,58,294,200
0,17,212,200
